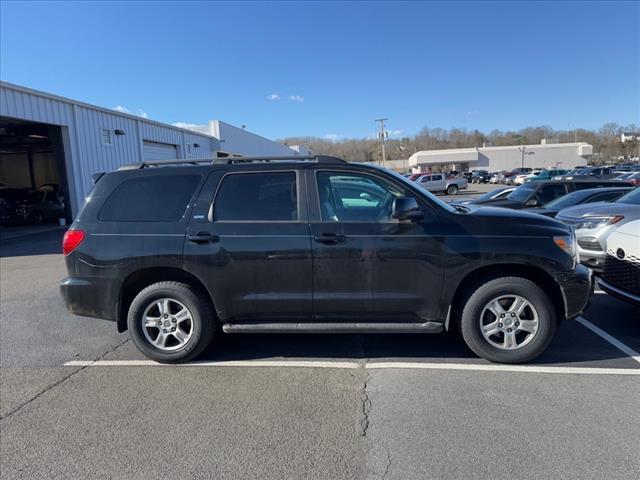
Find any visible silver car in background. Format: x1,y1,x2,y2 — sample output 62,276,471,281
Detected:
555,188,640,272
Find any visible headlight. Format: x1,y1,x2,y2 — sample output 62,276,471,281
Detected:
553,234,577,259
575,215,624,230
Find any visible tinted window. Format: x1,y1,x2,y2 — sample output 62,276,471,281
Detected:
99,175,199,222
214,172,297,221
507,184,537,202
589,191,625,203
616,188,640,205
317,172,406,222
432,174,443,181
534,184,567,204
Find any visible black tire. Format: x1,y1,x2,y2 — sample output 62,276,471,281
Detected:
446,185,458,195
459,277,556,363
127,281,215,363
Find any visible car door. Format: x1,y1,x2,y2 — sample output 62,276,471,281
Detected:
307,168,445,323
431,174,445,190
183,168,312,323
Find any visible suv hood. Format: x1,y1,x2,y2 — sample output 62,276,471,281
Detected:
556,202,640,220
456,205,570,237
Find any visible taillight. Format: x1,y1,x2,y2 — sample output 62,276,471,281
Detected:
63,230,85,255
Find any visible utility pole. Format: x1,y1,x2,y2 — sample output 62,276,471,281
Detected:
375,118,388,167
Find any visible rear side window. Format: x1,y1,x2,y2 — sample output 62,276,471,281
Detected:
214,172,297,221
99,175,200,222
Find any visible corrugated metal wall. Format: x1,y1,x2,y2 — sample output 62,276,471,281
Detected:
0,82,220,215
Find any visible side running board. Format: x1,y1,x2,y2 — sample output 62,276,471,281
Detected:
222,322,443,334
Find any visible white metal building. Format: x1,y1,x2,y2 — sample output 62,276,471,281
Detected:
0,81,303,220
407,142,594,173
182,120,311,157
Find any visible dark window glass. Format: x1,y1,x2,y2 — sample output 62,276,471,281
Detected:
214,172,297,221
534,184,567,205
99,175,199,222
317,172,406,222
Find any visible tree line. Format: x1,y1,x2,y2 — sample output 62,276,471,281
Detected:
280,122,639,163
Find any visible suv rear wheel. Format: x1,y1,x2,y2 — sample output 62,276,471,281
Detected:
460,277,556,363
127,281,215,363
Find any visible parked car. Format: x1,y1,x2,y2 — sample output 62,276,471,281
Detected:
461,180,627,210
0,188,31,225
555,166,617,181
449,186,516,206
470,170,491,184
60,155,592,364
415,173,468,195
524,187,633,218
524,169,568,182
555,187,640,271
614,172,640,186
489,171,508,184
598,219,640,305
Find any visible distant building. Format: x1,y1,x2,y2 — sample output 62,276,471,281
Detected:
406,142,593,173
621,132,640,143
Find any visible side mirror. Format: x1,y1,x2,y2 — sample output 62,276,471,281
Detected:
525,198,539,207
392,197,423,221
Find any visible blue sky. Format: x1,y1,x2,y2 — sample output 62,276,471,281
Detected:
1,1,638,140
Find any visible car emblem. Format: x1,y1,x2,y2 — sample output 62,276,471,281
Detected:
616,248,625,260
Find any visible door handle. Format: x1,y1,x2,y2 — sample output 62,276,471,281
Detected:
187,232,219,244
314,233,346,244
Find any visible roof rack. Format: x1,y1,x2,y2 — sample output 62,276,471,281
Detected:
118,155,346,170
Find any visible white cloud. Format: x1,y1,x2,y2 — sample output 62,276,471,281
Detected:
289,95,304,102
325,134,341,141
112,105,148,118
266,93,281,101
388,129,403,137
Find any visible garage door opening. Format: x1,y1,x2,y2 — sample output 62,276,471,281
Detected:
0,117,71,228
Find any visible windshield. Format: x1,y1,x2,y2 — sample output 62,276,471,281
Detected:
376,166,456,213
478,188,507,200
615,188,640,205
575,168,592,175
506,184,536,202
544,190,590,209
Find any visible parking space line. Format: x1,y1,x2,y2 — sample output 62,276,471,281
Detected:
365,362,640,375
64,359,361,369
576,316,640,364
63,359,640,375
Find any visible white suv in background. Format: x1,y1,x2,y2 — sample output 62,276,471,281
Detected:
555,188,640,271
599,219,640,305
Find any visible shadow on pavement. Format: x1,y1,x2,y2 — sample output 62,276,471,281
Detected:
195,300,638,368
0,228,65,257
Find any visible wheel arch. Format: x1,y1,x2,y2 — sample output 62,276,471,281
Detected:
117,267,215,332
447,264,566,330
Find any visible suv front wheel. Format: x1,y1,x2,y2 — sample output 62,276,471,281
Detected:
460,277,556,363
127,281,215,363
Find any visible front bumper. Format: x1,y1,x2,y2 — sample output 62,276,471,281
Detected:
599,278,640,306
60,276,119,321
556,264,594,320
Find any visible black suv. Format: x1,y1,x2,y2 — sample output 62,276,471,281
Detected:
60,156,592,364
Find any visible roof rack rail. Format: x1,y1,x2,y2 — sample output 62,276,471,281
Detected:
117,155,346,170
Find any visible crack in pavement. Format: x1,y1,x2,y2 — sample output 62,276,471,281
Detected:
0,338,131,421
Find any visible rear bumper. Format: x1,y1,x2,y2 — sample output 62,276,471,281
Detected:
60,276,118,321
556,264,593,320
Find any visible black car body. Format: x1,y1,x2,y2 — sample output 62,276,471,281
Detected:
470,170,491,183
468,180,630,209
525,187,633,218
61,156,592,364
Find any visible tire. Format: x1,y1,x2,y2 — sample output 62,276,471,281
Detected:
127,281,215,363
459,277,556,363
446,185,458,195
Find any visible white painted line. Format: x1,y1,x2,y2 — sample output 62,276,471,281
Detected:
64,359,361,369
365,362,640,375
593,290,606,294
63,359,640,375
576,316,640,364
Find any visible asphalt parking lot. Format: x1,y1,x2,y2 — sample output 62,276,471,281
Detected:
1,199,639,480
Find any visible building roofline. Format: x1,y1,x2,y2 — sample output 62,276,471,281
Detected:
0,80,218,140
409,142,592,158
